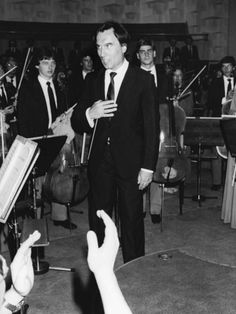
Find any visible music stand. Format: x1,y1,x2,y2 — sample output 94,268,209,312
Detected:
184,117,224,206
22,135,67,275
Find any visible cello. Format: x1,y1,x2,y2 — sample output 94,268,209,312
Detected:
154,94,188,184
43,104,89,206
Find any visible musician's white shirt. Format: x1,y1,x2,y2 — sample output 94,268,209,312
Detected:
38,75,58,128
222,75,234,105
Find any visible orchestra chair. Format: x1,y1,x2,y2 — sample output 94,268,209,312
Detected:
147,177,185,232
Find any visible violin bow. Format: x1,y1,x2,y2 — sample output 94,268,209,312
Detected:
15,47,32,99
180,65,207,98
0,66,18,81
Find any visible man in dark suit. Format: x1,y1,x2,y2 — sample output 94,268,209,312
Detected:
135,38,163,224
208,56,236,190
71,21,159,263
162,37,180,66
180,36,199,71
68,50,94,106
5,57,19,89
17,47,77,229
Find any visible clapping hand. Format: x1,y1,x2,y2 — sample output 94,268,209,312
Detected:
10,230,41,297
87,210,119,275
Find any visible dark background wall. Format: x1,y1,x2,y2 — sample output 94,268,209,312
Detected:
0,0,235,63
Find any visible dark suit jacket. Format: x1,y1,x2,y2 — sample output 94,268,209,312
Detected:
68,69,85,106
17,78,66,137
71,64,159,178
180,45,199,61
162,46,180,63
208,76,236,117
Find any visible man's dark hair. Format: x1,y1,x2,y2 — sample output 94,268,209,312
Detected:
136,38,156,52
81,49,94,60
220,56,236,66
96,21,130,46
36,47,56,64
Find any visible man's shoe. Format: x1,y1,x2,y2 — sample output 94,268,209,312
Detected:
53,219,77,230
151,214,161,224
211,184,221,191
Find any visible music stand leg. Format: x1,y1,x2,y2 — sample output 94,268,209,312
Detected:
185,143,218,206
33,247,49,275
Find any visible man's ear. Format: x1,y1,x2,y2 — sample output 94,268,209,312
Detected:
153,50,156,58
35,65,39,69
121,44,127,54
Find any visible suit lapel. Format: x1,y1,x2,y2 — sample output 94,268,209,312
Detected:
97,69,105,100
116,65,134,105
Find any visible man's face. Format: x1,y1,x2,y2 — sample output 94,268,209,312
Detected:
81,56,93,72
96,28,126,70
137,45,156,67
221,63,234,77
173,69,183,86
37,58,56,80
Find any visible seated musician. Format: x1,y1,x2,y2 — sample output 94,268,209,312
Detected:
165,66,194,116
208,56,236,190
17,47,77,229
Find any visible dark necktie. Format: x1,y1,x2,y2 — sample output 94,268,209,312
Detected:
107,72,117,100
0,87,7,109
47,81,57,122
227,78,232,95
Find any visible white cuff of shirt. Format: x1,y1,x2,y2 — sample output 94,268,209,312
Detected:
141,168,153,174
86,108,94,128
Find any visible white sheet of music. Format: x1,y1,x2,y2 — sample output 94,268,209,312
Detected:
0,135,39,223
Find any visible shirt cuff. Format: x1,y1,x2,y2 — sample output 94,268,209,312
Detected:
86,108,94,128
141,168,153,174
3,286,24,306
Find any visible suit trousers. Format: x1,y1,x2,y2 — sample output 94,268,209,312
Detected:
88,144,145,263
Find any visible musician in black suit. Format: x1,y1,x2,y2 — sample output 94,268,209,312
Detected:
180,36,199,71
5,57,19,89
162,37,180,66
208,56,236,190
68,49,94,106
17,47,77,229
71,21,159,263
135,38,163,224
0,63,18,137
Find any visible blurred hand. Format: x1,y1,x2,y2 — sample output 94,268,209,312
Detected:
10,230,41,297
137,169,153,190
88,100,117,120
87,210,119,275
227,89,234,100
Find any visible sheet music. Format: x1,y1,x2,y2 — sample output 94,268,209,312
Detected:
0,136,39,223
